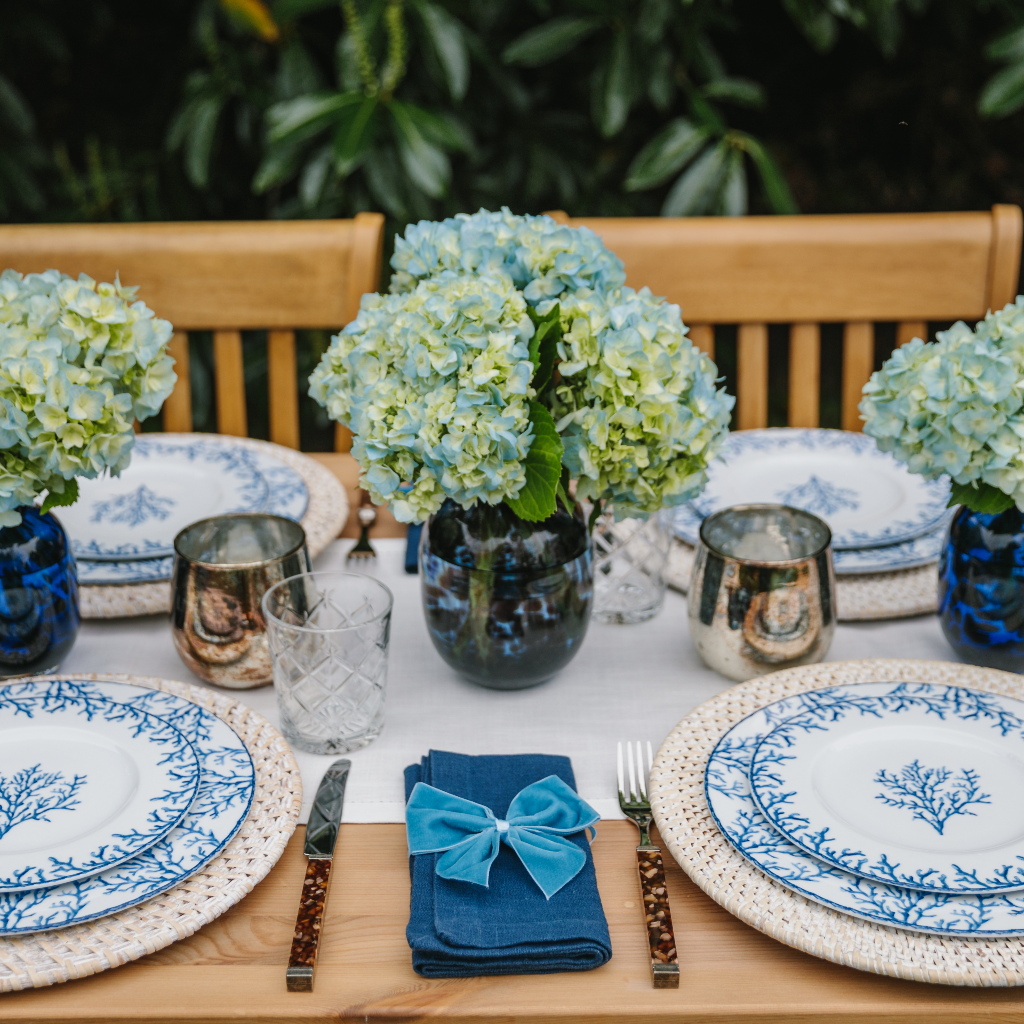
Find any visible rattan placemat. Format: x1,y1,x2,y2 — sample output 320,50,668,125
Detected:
665,540,938,621
80,435,349,619
650,657,1024,986
0,672,301,991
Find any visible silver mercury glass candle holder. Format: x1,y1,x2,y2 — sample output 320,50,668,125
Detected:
687,504,836,681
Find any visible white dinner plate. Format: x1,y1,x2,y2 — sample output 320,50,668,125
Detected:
749,682,1024,894
61,436,272,561
706,682,1024,935
72,442,310,585
672,428,951,550
829,519,948,576
0,688,200,891
0,679,254,935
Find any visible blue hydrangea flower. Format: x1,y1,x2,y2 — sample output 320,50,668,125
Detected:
860,297,1024,507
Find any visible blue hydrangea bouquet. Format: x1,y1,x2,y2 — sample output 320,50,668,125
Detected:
0,269,177,525
309,209,733,528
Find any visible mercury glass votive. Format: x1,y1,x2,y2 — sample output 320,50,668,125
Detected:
687,504,836,681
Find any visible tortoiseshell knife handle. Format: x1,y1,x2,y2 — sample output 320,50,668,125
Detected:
637,846,680,988
286,858,333,991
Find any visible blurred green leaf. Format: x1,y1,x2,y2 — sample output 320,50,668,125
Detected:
266,92,360,144
596,29,631,138
0,76,34,136
625,118,708,191
332,96,378,173
703,77,766,108
948,480,1015,514
404,104,472,151
980,59,1024,117
661,141,728,216
503,16,602,68
737,133,798,214
638,0,672,45
363,146,407,218
184,94,226,188
270,0,336,21
252,136,307,192
780,0,838,52
274,40,323,100
299,144,333,207
718,147,747,215
987,24,1024,61
647,47,675,111
389,100,450,197
415,2,470,101
40,479,78,517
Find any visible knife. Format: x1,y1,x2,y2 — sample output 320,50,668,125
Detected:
286,758,351,992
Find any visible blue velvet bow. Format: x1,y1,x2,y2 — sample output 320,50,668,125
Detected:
406,775,600,899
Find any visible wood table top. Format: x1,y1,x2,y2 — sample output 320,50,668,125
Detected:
1,821,1022,1024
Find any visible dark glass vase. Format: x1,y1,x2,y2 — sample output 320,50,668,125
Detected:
420,499,593,690
0,506,79,678
939,504,1024,671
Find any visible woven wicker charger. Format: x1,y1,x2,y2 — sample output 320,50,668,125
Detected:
0,672,301,992
79,435,349,620
650,657,1024,986
665,540,938,621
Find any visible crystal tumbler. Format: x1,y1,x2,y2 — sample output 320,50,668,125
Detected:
262,571,393,754
591,508,671,624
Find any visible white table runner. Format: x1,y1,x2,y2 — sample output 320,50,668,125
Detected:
63,538,954,824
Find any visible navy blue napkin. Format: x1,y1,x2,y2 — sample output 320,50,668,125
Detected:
404,750,612,977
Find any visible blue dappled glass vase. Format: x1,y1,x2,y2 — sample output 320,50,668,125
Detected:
0,506,79,678
420,499,593,690
939,504,1024,671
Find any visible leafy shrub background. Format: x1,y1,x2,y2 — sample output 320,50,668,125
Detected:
4,0,1024,443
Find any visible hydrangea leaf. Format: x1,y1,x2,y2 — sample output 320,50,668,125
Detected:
528,304,560,391
948,481,1016,515
505,401,563,522
40,478,78,516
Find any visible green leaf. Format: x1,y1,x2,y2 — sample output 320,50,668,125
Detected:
403,104,472,152
299,145,333,208
363,146,408,219
505,401,563,522
271,0,337,21
0,76,34,136
265,92,361,145
737,133,799,214
502,16,602,68
718,148,747,216
183,94,226,188
987,25,1024,62
661,141,727,217
332,96,378,173
647,47,675,112
703,77,766,109
528,304,560,391
274,40,324,100
980,60,1024,118
40,478,78,517
780,0,838,52
948,481,1016,515
624,118,708,192
415,2,470,101
252,138,308,193
388,100,450,197
596,29,631,138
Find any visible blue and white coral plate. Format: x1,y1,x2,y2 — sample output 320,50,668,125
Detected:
61,435,308,561
0,679,254,935
706,682,1024,936
72,438,310,584
0,687,201,892
672,428,951,550
749,682,1024,895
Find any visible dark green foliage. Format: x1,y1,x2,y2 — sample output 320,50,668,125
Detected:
948,481,1016,515
40,478,77,516
504,401,564,522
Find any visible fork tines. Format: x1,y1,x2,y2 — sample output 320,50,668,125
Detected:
617,740,655,806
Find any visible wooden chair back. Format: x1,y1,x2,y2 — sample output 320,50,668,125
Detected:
0,214,385,450
547,207,1023,430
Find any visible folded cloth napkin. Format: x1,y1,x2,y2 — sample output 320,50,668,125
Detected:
404,750,612,977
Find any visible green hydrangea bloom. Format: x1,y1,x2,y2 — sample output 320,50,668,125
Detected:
0,269,177,525
860,297,1024,506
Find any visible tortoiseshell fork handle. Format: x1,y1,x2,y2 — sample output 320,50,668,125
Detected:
637,846,680,988
286,858,333,991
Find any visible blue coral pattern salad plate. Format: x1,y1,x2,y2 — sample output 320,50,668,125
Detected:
0,686,201,892
61,436,275,561
71,438,310,582
748,682,1024,895
672,428,951,550
706,683,1024,936
0,679,254,935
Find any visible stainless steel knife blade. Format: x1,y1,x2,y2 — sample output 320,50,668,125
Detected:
286,758,350,992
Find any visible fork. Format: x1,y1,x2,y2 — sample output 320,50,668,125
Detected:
618,740,680,989
346,497,377,566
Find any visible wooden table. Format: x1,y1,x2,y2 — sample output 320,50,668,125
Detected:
2,822,1022,1023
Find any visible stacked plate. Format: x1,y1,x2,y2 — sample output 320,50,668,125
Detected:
672,428,951,576
705,679,1024,937
0,676,256,936
62,435,310,586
